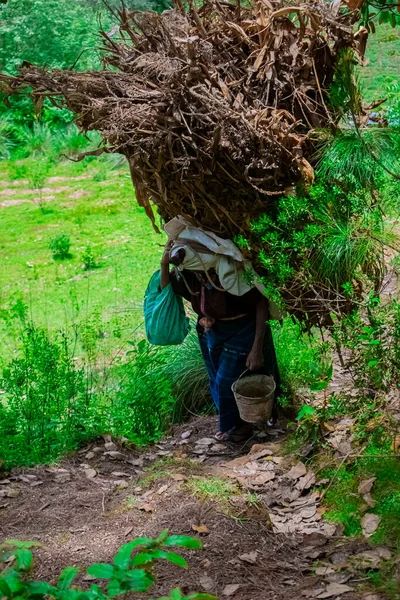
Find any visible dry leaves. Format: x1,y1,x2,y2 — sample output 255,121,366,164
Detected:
287,462,307,479
222,584,240,596
361,513,381,537
358,477,376,495
238,551,257,564
317,583,353,598
191,524,209,534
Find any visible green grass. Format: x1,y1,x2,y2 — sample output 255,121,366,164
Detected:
186,476,239,502
359,25,400,103
0,156,162,361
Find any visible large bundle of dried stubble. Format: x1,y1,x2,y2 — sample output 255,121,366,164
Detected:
3,0,366,323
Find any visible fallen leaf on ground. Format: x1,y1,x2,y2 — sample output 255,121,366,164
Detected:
5,489,20,498
181,430,192,440
138,503,154,513
358,477,376,495
352,550,382,570
199,575,215,591
238,551,257,564
111,471,129,477
104,451,125,460
192,524,209,534
363,492,376,508
315,566,335,576
157,484,169,495
296,471,316,491
253,472,275,485
84,468,97,479
317,583,353,598
287,462,307,479
210,443,227,452
222,584,240,596
196,438,215,446
104,441,117,451
362,513,381,537
124,526,134,537
301,588,325,598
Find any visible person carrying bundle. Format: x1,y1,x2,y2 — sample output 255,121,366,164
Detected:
149,217,281,443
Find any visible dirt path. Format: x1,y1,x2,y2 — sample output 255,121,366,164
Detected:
0,417,386,599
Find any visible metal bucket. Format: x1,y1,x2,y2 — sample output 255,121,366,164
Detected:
232,370,276,424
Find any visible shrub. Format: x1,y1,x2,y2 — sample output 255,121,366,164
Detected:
271,318,329,404
0,534,216,600
0,323,99,467
0,115,15,159
81,245,99,270
49,234,71,260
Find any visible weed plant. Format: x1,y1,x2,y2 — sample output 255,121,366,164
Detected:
49,234,72,260
0,314,211,468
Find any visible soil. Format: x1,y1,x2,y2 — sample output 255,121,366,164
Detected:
0,417,386,600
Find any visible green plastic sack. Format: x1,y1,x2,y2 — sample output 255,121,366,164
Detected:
144,270,190,346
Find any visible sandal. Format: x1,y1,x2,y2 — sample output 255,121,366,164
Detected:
215,425,254,444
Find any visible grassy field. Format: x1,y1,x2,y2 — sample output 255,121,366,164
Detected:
0,157,162,360
359,24,400,102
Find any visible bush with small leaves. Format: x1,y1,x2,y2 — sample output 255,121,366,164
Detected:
49,234,71,260
81,246,98,271
0,533,216,600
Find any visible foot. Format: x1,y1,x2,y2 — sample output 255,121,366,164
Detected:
215,424,254,443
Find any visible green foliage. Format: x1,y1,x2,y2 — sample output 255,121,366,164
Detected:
0,115,16,159
271,318,329,402
322,449,400,551
332,295,400,394
49,234,72,260
317,128,400,190
250,179,392,304
81,246,99,271
0,534,216,600
0,322,97,467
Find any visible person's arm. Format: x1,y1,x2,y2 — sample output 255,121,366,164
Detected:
160,240,173,289
246,295,269,371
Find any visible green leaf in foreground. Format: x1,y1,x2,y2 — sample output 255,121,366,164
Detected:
27,581,58,596
14,549,33,571
164,536,202,549
149,549,188,568
86,563,115,579
58,567,80,590
296,404,315,420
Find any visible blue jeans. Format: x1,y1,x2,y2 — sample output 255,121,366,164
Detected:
198,315,280,432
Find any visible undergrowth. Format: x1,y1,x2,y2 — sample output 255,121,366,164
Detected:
0,311,211,468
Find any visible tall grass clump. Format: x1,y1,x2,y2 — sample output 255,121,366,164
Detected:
109,330,211,444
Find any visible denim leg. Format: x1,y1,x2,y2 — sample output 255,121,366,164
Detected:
198,330,222,410
215,346,249,432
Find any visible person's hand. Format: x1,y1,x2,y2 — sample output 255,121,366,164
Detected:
246,347,264,371
161,239,174,265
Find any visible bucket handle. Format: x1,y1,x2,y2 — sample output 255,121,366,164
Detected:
237,369,250,381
